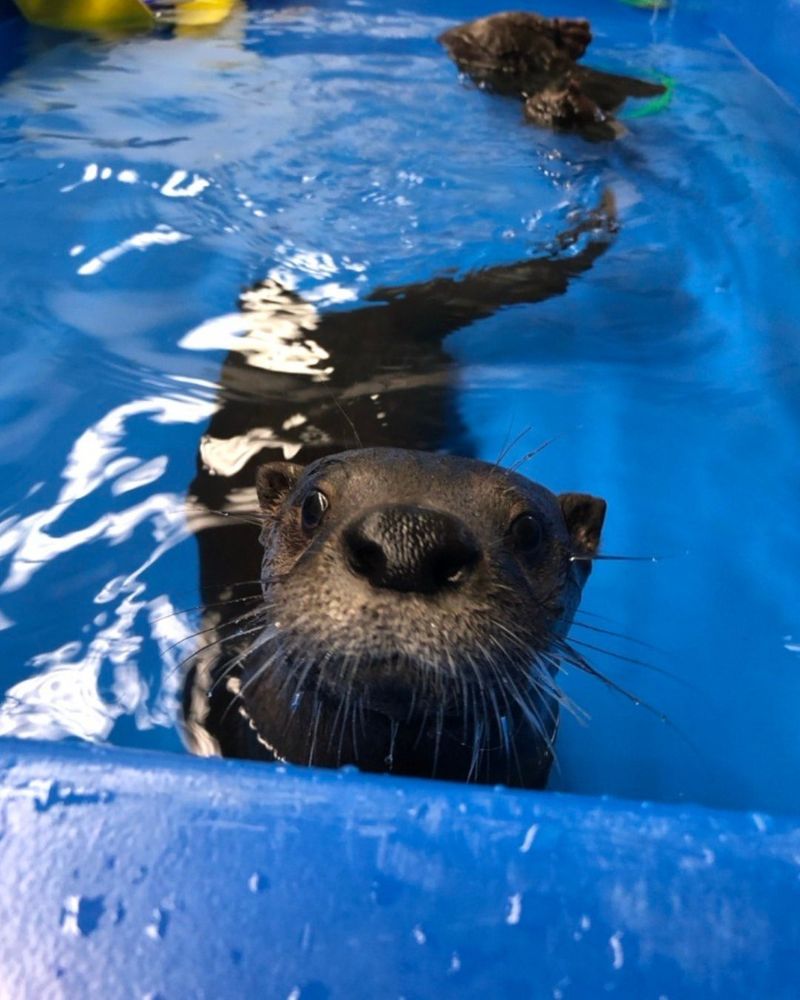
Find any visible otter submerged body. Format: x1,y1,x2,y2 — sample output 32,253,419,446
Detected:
183,197,615,787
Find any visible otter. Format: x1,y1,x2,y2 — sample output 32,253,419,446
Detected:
240,449,604,787
182,192,616,787
438,11,667,141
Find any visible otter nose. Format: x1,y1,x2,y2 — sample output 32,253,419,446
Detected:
344,505,481,594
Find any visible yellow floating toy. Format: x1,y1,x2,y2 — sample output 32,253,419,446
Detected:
12,0,235,31
169,0,237,28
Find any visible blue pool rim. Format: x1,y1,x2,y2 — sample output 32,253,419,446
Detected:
2,1,800,995
3,736,800,998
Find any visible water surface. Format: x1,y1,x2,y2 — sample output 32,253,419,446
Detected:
0,0,798,813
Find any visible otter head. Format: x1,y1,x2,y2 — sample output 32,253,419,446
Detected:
245,448,605,787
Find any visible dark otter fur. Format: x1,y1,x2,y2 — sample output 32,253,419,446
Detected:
239,449,605,787
439,11,667,141
182,193,616,786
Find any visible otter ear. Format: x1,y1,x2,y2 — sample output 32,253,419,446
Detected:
256,462,303,518
559,493,606,555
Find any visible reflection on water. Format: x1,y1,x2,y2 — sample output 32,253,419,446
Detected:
0,1,798,811
0,391,212,746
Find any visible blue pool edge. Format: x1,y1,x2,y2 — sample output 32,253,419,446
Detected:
1,734,799,996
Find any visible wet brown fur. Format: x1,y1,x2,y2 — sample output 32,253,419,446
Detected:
439,11,667,141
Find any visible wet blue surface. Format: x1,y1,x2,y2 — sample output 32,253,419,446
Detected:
0,0,798,816
2,737,800,999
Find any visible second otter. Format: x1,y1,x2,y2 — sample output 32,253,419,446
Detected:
439,11,667,141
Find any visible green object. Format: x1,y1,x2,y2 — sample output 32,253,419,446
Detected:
623,74,676,119
618,0,672,10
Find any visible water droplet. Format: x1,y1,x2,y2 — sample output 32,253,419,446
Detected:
248,872,270,894
519,823,539,853
144,906,169,942
60,895,105,937
131,865,149,886
609,931,624,970
506,892,522,926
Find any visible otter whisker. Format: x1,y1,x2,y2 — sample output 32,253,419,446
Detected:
413,701,433,752
282,650,321,709
194,630,275,725
163,603,269,661
210,642,266,707
528,648,590,724
405,681,419,724
336,650,364,763
467,705,484,783
334,686,353,767
167,612,271,684
506,434,561,474
459,658,473,745
568,618,660,653
272,633,314,706
488,581,661,727
482,640,529,785
223,625,283,702
151,591,263,624
493,423,533,469
220,634,282,703
503,677,557,765
471,643,507,751
386,718,399,771
308,691,322,766
551,636,670,724
342,653,369,762
191,506,262,528
329,394,363,449
357,696,368,739
431,705,445,779
570,552,661,563
326,654,354,759
566,635,692,689
350,696,363,766
509,665,560,745
275,633,314,700
485,665,511,775
211,631,279,705
469,656,492,759
571,606,633,626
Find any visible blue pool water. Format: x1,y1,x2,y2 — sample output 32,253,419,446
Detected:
0,0,798,814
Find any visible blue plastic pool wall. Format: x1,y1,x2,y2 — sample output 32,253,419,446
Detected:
0,1,799,997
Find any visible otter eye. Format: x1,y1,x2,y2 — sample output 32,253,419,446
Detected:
509,513,543,553
301,489,329,531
